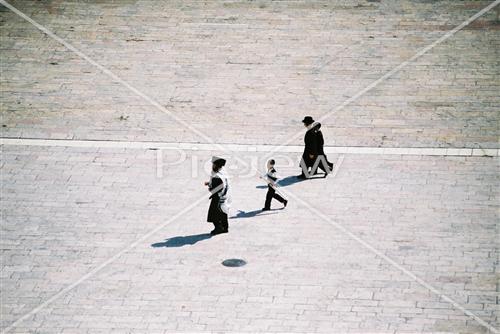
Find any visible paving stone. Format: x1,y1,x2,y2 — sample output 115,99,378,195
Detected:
1,1,498,149
1,146,498,332
1,0,499,333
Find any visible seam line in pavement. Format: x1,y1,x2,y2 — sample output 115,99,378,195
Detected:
0,0,224,152
259,0,500,158
1,0,498,331
1,138,498,156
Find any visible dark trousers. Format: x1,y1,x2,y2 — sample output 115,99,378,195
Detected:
313,155,334,174
300,155,333,176
213,213,228,232
264,186,286,209
299,154,314,176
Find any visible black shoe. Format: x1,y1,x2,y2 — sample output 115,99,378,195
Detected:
297,174,307,180
210,229,223,236
283,200,288,208
262,207,270,211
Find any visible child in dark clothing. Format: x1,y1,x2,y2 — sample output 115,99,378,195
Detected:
262,159,288,211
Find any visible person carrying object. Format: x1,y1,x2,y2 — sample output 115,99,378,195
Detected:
262,159,288,211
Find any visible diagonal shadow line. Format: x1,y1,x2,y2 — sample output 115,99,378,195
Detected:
0,0,251,169
151,233,212,248
311,40,365,74
259,0,500,165
0,184,221,333
274,155,499,334
230,208,282,219
0,0,211,144
2,0,498,332
253,3,500,325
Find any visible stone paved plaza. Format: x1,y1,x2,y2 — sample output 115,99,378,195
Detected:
1,1,499,333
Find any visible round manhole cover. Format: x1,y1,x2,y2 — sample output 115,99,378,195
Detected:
222,258,247,267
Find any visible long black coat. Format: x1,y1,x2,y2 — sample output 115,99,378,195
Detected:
315,127,325,155
207,177,227,223
313,123,333,172
301,127,318,168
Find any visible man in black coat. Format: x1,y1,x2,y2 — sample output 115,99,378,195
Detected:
298,116,319,179
312,122,334,176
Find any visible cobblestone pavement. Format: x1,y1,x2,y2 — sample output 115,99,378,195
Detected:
1,0,499,147
1,146,498,333
1,0,499,333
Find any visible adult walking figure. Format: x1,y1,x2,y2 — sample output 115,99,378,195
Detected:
312,122,334,176
298,116,319,179
205,156,231,235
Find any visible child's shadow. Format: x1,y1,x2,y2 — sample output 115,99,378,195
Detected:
151,233,212,248
230,209,281,219
256,175,307,189
278,175,311,186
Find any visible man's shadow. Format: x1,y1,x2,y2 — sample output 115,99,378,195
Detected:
230,209,281,219
151,233,211,248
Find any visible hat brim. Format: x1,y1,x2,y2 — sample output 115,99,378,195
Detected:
213,159,226,166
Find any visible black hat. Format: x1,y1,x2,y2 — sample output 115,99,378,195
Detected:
302,116,314,125
212,156,226,166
